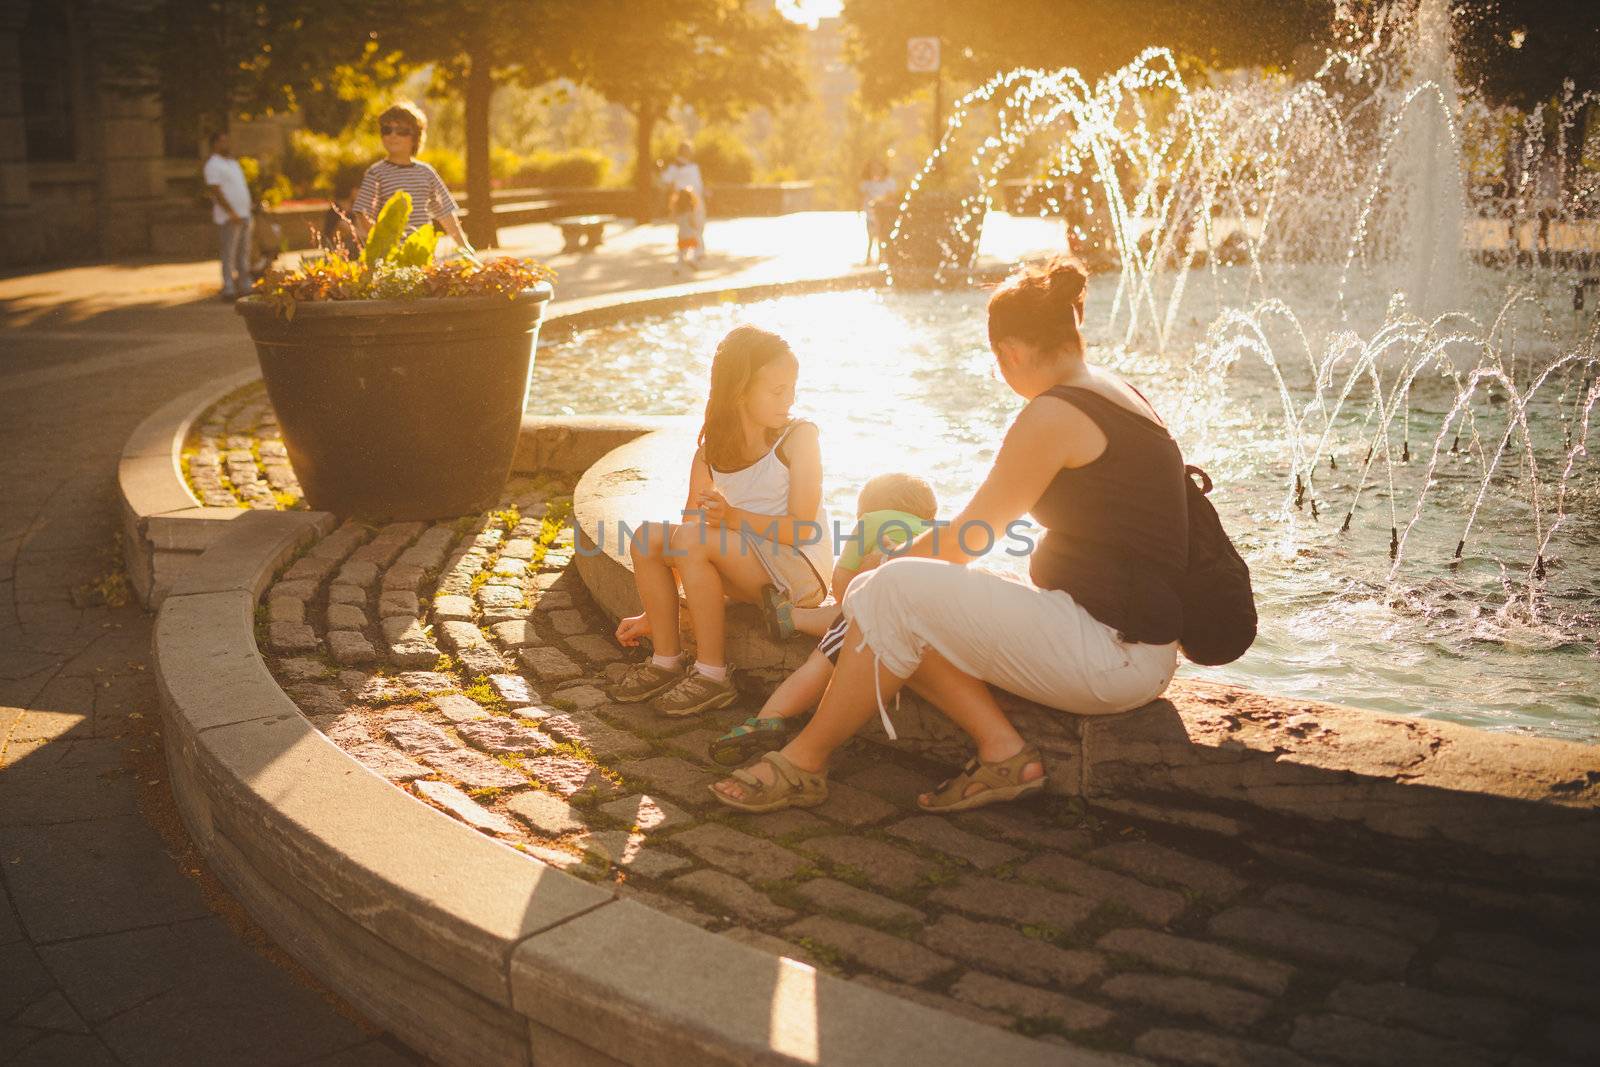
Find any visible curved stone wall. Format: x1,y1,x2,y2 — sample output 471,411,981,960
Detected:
154,507,1083,1066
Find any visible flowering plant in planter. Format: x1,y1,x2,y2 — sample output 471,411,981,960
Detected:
253,190,556,317
235,190,558,521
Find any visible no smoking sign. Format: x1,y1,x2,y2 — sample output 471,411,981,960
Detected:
906,36,941,73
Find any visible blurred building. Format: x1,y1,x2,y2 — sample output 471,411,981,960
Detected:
0,0,294,269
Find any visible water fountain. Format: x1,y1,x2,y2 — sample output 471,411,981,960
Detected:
536,1,1600,738
881,0,1599,623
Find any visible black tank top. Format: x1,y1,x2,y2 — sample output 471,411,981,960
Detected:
1027,385,1188,644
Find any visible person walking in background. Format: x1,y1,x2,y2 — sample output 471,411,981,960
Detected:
352,102,474,254
203,131,253,301
671,186,704,275
860,159,898,264
659,142,707,255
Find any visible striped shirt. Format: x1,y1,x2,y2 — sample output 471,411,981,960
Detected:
353,159,458,234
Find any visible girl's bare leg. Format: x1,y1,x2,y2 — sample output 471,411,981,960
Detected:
671,523,771,668
714,626,1041,802
629,522,682,657
901,648,1042,802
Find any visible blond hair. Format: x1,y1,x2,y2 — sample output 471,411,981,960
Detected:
857,472,937,521
377,101,428,155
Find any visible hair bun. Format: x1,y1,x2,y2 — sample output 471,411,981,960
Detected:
986,253,1088,353
1043,255,1087,301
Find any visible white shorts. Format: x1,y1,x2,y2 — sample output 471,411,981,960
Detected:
841,557,1178,727
740,529,829,608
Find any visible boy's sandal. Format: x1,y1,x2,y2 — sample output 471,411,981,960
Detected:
710,751,829,813
917,745,1046,814
708,715,798,767
759,584,797,642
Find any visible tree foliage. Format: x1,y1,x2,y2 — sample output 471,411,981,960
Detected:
840,0,1334,106
115,1,397,151
1452,0,1600,110
371,1,573,245
565,0,807,196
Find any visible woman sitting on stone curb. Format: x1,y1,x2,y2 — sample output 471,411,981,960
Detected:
711,255,1188,815
608,325,834,717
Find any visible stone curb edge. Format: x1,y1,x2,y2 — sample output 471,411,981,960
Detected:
119,366,262,606
153,508,1101,1067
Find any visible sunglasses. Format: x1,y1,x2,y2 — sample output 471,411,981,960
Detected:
379,124,416,137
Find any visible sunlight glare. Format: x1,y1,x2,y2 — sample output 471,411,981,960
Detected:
769,958,820,1061
777,0,843,28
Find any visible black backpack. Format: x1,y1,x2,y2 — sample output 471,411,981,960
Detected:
1177,465,1257,665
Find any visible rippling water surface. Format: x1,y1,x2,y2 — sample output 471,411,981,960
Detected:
534,282,1600,741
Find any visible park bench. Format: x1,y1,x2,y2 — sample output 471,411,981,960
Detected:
454,198,561,228
551,214,617,253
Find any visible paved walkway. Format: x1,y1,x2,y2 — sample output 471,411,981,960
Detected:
0,213,1059,1064
258,488,1600,1066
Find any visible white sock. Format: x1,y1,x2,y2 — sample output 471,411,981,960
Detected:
652,653,679,671
694,661,727,683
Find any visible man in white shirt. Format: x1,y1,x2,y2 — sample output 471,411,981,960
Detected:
658,142,707,256
203,131,254,300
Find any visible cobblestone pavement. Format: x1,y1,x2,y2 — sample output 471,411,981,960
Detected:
182,381,305,510
264,485,1600,1067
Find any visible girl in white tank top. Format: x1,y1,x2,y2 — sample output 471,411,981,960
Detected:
609,326,833,718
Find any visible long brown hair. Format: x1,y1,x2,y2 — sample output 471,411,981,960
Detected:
699,325,796,471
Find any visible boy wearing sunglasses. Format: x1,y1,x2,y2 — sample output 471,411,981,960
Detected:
353,102,474,256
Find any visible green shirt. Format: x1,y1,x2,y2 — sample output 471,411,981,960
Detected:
836,509,932,572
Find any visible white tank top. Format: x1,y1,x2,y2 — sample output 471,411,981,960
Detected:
710,422,834,575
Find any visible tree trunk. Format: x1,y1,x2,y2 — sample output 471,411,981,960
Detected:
631,99,660,222
464,44,497,249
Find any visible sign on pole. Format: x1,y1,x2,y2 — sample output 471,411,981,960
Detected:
906,36,940,73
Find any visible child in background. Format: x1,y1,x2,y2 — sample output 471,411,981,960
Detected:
709,472,937,766
860,160,898,264
352,101,474,254
671,185,704,274
609,325,833,717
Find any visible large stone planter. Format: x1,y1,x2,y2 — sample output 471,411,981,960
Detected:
884,189,983,288
235,286,552,521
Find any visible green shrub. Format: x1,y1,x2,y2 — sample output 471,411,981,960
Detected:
491,145,523,182
691,128,755,185
513,147,611,188
418,147,465,189
282,129,379,198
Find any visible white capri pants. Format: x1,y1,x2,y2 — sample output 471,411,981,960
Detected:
841,557,1178,737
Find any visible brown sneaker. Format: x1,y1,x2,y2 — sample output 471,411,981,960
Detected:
653,670,738,717
608,656,686,703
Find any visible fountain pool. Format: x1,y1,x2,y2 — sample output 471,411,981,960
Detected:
534,277,1600,742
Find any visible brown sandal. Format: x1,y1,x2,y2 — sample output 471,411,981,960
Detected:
710,751,829,813
917,745,1046,813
